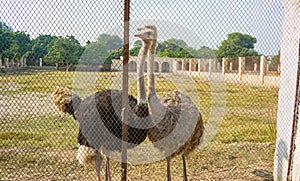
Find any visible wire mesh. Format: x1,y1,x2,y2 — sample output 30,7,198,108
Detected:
0,0,283,180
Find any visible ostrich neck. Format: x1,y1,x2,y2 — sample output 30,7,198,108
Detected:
147,39,167,122
137,41,149,104
147,39,157,95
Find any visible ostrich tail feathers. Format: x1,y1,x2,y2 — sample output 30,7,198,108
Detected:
76,144,97,167
53,86,82,115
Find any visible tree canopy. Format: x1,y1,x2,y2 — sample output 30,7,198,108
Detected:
80,34,123,65
156,38,194,58
44,35,83,69
216,32,259,58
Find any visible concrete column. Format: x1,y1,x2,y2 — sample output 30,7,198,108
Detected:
260,56,267,84
169,60,173,73
189,59,192,75
5,58,9,67
198,59,201,74
20,57,23,67
40,58,43,67
208,59,214,74
159,62,162,73
229,62,233,72
24,58,27,67
10,59,14,67
217,61,221,72
222,58,228,75
174,60,178,73
181,60,184,72
254,63,258,72
238,57,245,81
0,58,2,67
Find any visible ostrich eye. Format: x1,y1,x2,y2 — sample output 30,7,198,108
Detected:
147,32,151,36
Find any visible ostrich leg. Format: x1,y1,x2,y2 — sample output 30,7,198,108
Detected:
182,155,188,181
105,157,111,181
96,151,103,181
166,156,171,181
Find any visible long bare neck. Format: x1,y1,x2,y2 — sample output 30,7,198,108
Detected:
147,39,157,95
137,41,149,104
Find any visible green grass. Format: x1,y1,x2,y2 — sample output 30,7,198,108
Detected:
0,69,278,180
0,115,78,149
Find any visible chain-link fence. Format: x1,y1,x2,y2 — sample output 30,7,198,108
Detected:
1,0,283,180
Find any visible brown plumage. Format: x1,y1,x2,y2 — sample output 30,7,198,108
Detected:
139,25,204,181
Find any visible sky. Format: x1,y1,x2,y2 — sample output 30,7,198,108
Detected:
0,0,283,55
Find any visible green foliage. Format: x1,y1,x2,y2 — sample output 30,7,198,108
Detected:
44,35,83,68
196,46,216,58
0,28,31,62
0,21,13,31
96,34,122,51
0,30,13,56
26,35,58,65
216,32,259,58
130,40,142,56
81,34,123,65
156,38,194,58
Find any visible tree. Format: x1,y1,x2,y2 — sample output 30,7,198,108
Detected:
216,32,259,58
12,31,31,57
0,30,13,58
130,40,142,56
196,46,216,58
81,34,123,66
0,21,13,31
0,29,31,66
156,39,194,58
27,34,58,65
96,34,123,51
44,35,83,70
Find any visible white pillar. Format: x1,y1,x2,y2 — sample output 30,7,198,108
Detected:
159,62,162,73
24,58,27,67
5,58,9,67
189,59,192,75
229,62,233,72
222,58,227,75
208,59,214,74
217,62,221,72
181,60,184,72
10,59,14,67
238,57,245,81
39,58,43,67
260,56,267,84
254,63,258,72
198,59,201,74
174,60,178,73
274,1,300,180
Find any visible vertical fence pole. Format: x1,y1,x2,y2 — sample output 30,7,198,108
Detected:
274,1,300,180
121,0,130,180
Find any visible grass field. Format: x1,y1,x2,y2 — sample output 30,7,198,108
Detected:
0,70,278,180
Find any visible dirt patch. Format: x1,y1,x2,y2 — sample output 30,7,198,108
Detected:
0,92,60,120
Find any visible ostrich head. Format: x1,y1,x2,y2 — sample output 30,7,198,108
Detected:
134,25,157,44
53,86,82,116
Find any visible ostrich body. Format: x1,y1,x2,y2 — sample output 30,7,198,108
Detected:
53,33,151,180
141,25,204,181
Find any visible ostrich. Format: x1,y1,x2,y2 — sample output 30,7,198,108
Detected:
52,31,152,180
140,25,205,181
